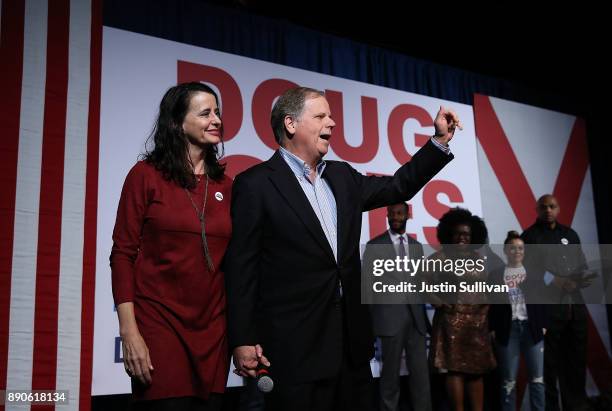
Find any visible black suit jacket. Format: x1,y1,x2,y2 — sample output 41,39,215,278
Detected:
366,231,429,336
521,221,588,305
224,140,452,384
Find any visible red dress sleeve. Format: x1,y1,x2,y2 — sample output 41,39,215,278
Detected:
110,162,151,305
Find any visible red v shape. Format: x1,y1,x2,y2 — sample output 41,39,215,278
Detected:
474,94,589,229
474,94,611,390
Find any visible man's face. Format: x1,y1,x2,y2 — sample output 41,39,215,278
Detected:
289,96,335,162
536,196,560,224
387,204,409,234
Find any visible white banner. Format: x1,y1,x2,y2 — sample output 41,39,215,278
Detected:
474,94,609,402
93,27,482,394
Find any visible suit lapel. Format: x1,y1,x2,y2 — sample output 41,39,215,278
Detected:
407,236,419,259
382,231,393,244
267,151,336,262
383,231,398,260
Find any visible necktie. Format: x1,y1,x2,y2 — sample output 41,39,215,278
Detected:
398,235,406,258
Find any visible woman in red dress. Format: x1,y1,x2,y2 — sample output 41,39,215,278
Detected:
110,82,231,410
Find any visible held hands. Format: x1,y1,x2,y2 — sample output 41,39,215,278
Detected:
552,276,577,293
121,329,154,385
552,275,594,292
576,271,597,289
562,279,578,293
233,344,271,378
433,106,462,145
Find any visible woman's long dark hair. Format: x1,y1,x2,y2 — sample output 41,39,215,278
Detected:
143,82,225,188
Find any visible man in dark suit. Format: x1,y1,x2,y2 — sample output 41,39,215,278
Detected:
367,203,432,411
224,86,459,411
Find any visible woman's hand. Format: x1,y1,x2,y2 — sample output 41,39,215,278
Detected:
116,302,154,385
121,329,154,385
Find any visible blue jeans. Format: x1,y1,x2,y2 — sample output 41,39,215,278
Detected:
496,320,545,411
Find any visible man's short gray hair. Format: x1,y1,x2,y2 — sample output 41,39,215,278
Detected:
270,87,325,145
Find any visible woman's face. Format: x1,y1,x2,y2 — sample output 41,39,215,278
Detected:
504,238,525,265
451,223,471,246
181,91,222,147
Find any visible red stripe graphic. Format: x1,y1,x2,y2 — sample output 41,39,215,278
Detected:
553,117,589,227
79,0,103,409
474,94,590,228
0,0,26,398
31,0,70,404
473,94,537,229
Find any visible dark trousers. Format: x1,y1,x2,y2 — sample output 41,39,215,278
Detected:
266,354,373,411
267,300,373,411
131,394,223,411
544,304,588,411
240,376,265,411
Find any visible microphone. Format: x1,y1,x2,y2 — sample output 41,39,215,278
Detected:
256,364,274,393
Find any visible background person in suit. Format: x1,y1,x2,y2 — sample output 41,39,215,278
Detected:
367,202,432,411
224,86,459,411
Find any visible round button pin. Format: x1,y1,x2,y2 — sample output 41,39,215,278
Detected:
215,192,223,201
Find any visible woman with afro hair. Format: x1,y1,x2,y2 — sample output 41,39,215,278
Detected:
428,207,496,411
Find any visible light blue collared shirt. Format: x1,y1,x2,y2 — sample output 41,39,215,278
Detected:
430,136,452,155
279,147,338,262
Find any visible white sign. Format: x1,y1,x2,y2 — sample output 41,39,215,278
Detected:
94,27,482,394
